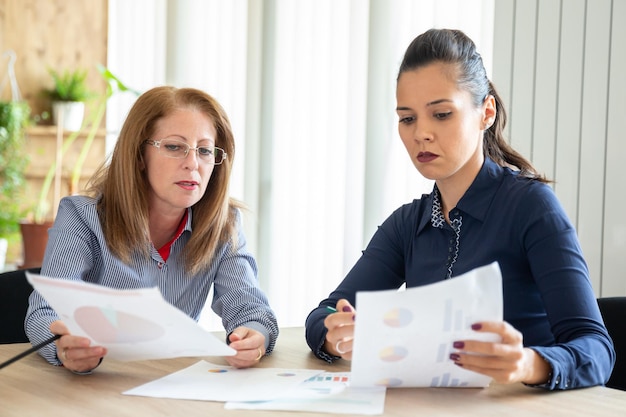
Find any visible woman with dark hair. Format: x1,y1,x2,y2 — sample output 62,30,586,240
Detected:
305,28,614,390
26,86,278,373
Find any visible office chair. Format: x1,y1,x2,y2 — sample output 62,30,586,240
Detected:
597,297,626,391
0,267,40,343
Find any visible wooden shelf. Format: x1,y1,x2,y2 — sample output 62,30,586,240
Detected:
20,125,107,218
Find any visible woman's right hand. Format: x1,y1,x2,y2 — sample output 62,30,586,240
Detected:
323,299,356,360
50,320,107,373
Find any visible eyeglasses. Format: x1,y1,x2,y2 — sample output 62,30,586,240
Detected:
145,138,227,165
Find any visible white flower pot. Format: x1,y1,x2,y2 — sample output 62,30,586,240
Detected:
52,101,85,132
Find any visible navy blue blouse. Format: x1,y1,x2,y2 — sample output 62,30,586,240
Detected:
305,158,615,390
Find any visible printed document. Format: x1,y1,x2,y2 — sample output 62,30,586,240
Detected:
124,360,324,402
26,273,235,361
350,262,503,388
225,371,386,415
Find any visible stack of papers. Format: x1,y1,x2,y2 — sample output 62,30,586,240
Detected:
226,371,386,415
125,361,386,415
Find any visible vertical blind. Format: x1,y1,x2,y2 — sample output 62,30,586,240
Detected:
492,0,626,296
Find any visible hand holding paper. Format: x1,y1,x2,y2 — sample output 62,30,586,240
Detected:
350,262,503,388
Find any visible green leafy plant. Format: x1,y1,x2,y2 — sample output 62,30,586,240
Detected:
32,65,139,224
43,68,95,102
0,100,30,236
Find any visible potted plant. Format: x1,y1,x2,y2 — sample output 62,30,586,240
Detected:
43,68,95,131
19,66,138,269
34,65,139,221
0,99,30,269
20,65,139,268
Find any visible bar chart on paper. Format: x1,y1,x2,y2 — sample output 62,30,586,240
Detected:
224,370,387,415
431,373,470,388
431,298,474,387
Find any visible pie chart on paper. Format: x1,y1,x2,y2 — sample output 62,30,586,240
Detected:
74,305,165,343
382,307,413,328
378,345,408,362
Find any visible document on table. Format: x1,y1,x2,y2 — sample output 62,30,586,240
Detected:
350,262,503,388
225,371,386,415
26,273,235,361
123,360,325,402
125,362,386,415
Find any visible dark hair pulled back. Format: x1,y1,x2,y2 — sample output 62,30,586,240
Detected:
398,28,548,182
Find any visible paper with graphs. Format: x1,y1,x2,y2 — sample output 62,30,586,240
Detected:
26,272,235,361
124,360,323,402
350,262,503,388
225,371,386,415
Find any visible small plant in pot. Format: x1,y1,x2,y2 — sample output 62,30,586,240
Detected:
20,66,139,269
43,68,95,131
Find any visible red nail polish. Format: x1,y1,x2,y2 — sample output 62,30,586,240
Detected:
342,306,352,312
453,341,464,349
471,323,482,330
449,353,460,361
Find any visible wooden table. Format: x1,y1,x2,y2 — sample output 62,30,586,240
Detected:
1,327,625,416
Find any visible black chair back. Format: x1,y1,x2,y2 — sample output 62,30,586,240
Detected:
598,297,626,391
0,268,40,343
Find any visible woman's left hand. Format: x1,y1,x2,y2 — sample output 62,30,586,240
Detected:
450,321,551,385
225,326,266,368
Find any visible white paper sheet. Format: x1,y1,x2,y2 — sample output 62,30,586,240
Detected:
350,262,503,388
123,360,325,402
225,372,386,415
26,273,235,361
